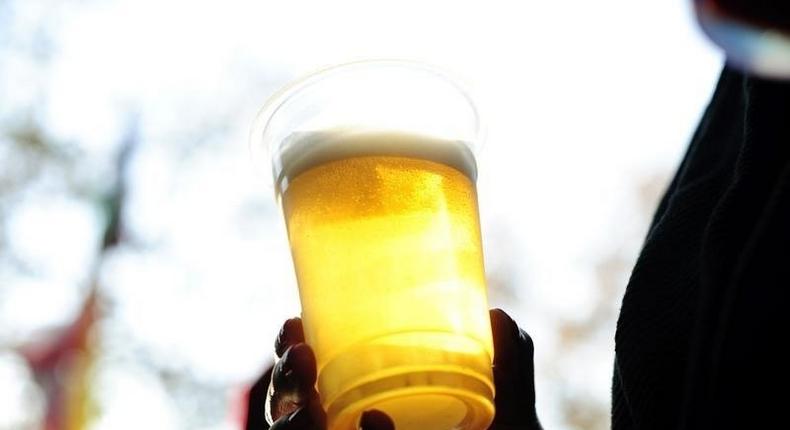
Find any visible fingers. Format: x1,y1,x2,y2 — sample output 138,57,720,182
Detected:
266,346,315,424
267,343,318,423
359,410,395,430
489,308,541,429
492,308,533,395
267,317,319,426
491,309,521,370
276,317,305,358
272,343,317,393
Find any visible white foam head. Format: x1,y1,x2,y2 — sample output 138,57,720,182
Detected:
273,129,477,195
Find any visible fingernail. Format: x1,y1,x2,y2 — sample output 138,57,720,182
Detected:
276,318,304,358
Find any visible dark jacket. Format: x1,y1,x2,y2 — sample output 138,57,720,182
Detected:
613,67,790,429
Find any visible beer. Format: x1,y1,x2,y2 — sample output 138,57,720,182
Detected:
278,130,494,430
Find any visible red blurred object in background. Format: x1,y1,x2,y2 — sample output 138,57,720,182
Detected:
19,290,99,430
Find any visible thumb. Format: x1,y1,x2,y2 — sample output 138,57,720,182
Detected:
490,309,541,430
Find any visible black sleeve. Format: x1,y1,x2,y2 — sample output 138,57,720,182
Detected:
613,66,790,430
678,67,790,430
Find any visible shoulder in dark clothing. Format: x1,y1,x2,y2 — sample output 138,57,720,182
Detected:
613,67,790,430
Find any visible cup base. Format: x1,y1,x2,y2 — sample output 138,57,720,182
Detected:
326,370,494,430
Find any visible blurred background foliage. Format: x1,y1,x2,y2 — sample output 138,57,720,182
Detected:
0,1,722,429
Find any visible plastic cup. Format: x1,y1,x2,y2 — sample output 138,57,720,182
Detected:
251,60,494,430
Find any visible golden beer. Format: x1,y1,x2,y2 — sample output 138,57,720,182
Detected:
278,131,495,430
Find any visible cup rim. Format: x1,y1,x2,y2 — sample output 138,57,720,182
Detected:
248,59,486,180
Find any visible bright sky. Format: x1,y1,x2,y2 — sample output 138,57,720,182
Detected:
1,0,723,428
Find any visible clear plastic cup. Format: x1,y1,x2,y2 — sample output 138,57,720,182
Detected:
251,60,494,430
